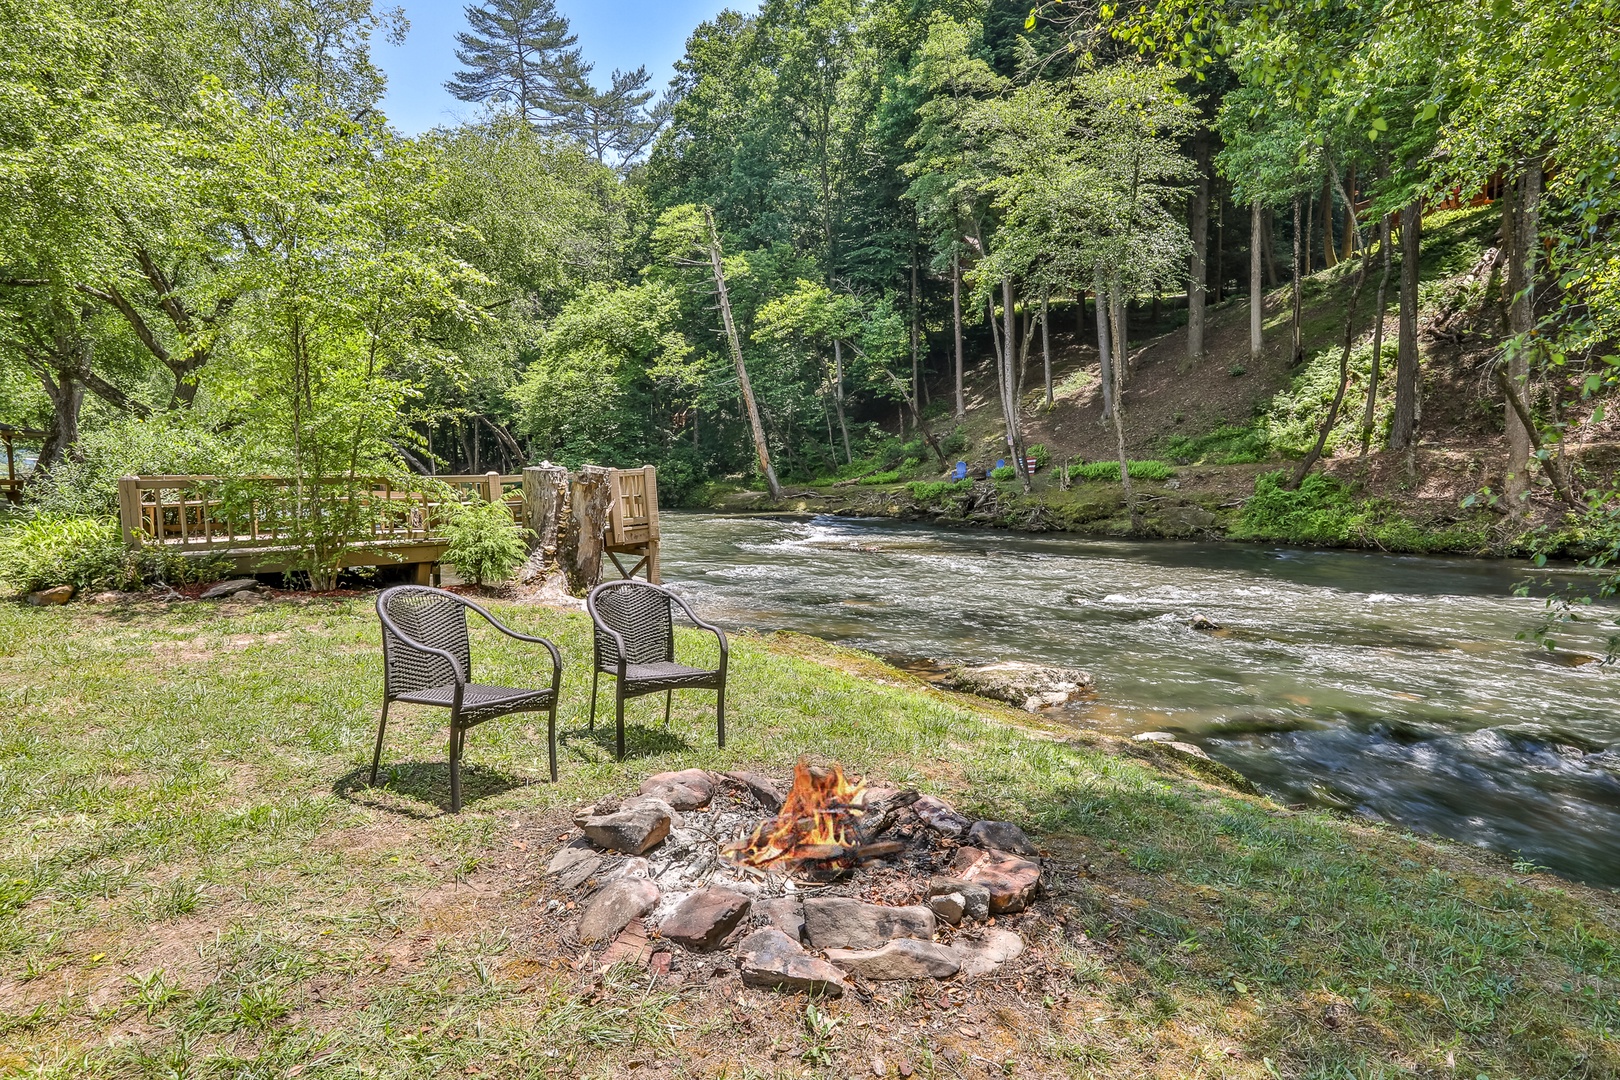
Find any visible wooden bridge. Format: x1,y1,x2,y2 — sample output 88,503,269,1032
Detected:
115,466,661,585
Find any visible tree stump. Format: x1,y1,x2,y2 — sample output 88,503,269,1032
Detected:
562,465,612,595
523,464,569,561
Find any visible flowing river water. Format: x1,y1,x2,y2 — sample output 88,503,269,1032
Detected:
656,512,1620,887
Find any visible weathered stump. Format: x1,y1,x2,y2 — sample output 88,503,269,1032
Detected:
562,465,612,595
522,464,569,560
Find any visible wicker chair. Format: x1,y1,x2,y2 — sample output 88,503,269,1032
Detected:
373,585,562,812
586,580,728,760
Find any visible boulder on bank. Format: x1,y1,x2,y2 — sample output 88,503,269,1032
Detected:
943,661,1094,711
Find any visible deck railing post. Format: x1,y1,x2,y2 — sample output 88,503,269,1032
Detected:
117,476,143,550
484,470,501,505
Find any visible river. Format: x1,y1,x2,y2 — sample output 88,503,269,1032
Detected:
657,512,1620,887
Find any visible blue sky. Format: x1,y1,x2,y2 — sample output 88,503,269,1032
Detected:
377,1,735,134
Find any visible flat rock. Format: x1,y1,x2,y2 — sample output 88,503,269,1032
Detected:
26,586,73,606
547,840,600,877
951,847,1041,914
737,929,848,997
200,578,260,600
803,898,935,951
966,820,1039,857
825,938,961,981
928,892,965,925
1133,731,1179,743
949,929,1025,977
660,886,751,952
942,661,1093,711
756,897,805,941
911,795,972,838
726,771,784,811
927,877,990,922
577,805,672,855
578,878,661,944
640,769,715,811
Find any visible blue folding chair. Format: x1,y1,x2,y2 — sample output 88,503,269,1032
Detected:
953,461,968,481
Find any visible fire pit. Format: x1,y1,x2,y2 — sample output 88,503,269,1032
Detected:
544,761,1046,996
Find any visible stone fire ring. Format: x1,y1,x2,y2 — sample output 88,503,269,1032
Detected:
546,768,1042,993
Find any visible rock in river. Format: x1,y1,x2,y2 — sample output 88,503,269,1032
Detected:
943,661,1094,711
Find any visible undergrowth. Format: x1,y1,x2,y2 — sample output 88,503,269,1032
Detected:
1234,471,1491,552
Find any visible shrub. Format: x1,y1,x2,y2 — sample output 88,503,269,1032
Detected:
991,465,1017,481
25,414,234,518
908,480,971,501
1232,471,1356,545
1026,443,1052,468
939,431,968,457
442,499,531,586
1161,424,1271,466
858,469,901,486
0,514,227,594
1066,460,1175,482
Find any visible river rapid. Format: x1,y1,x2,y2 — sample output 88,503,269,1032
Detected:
657,512,1620,887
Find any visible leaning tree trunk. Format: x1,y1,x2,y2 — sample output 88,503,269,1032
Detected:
705,208,781,501
1094,269,1114,420
1041,289,1053,407
999,278,1030,491
952,250,965,422
1321,160,1338,269
1502,159,1543,519
1389,198,1423,455
1291,195,1304,365
1250,199,1264,361
1291,218,1371,487
1360,209,1394,456
1106,281,1140,531
1186,134,1210,370
832,338,853,464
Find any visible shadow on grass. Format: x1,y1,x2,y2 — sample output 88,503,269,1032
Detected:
565,722,696,762
333,761,532,817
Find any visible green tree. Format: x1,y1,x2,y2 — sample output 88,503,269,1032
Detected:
446,0,584,132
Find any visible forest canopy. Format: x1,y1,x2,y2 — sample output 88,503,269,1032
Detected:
2,0,1618,585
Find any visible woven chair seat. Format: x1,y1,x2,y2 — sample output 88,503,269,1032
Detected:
395,683,556,722
617,661,722,691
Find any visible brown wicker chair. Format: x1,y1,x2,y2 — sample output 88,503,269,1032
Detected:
586,580,728,760
373,585,562,811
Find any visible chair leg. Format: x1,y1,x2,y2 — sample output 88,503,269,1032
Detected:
664,690,672,728
449,720,463,814
547,700,558,783
369,700,391,787
589,670,599,731
616,686,626,760
716,685,726,749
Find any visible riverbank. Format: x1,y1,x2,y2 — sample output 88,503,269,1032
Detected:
700,451,1507,556
5,594,1614,1077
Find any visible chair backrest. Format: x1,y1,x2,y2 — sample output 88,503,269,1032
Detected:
589,580,675,666
378,586,472,693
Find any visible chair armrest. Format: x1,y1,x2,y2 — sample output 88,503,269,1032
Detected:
670,592,728,668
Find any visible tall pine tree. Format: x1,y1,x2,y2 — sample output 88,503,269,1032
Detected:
445,0,584,132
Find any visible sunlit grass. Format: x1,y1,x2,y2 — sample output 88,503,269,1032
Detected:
0,596,1616,1077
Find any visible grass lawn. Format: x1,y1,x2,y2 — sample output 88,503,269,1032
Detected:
0,593,1616,1079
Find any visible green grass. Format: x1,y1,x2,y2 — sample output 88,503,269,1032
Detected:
1066,460,1176,482
1235,470,1493,552
0,598,1616,1077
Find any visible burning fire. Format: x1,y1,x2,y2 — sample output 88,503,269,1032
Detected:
730,760,872,869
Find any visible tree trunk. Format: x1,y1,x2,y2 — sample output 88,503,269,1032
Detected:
952,250,965,421
523,463,569,561
832,338,853,464
1502,159,1542,518
1304,191,1313,275
1291,228,1372,487
1250,199,1264,360
561,465,613,595
1341,166,1358,262
1212,188,1225,304
1106,281,1140,531
1389,198,1423,454
1095,270,1114,421
910,252,921,415
999,278,1029,491
1360,210,1394,456
1041,290,1053,407
1076,288,1087,336
1291,195,1304,364
1321,162,1338,269
705,208,781,501
1186,134,1210,369
1262,210,1279,288
34,367,83,472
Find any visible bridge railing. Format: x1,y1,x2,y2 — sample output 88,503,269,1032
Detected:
116,472,521,553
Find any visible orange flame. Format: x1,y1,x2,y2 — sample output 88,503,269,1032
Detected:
729,760,871,868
